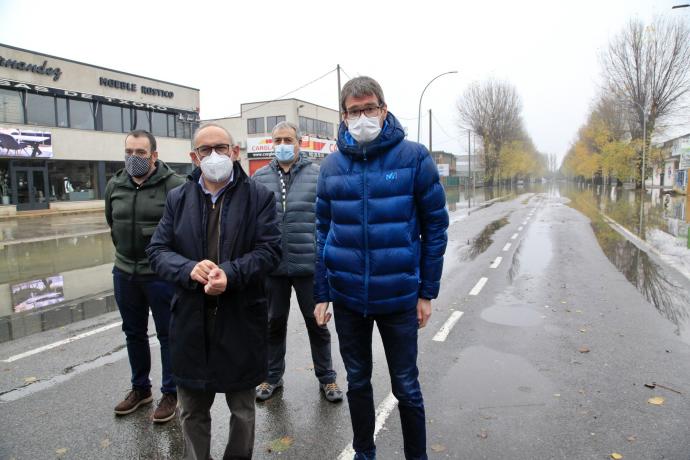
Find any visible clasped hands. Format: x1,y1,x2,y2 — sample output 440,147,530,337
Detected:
190,260,227,295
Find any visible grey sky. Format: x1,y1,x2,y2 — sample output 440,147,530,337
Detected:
0,0,684,162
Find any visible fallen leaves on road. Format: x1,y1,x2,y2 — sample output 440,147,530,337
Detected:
647,396,665,406
23,376,37,384
611,453,623,459
578,347,590,354
626,436,636,442
431,444,446,452
55,448,68,456
477,430,488,439
100,438,111,448
579,329,587,333
267,436,294,453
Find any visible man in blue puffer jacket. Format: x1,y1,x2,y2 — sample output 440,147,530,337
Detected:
314,76,449,460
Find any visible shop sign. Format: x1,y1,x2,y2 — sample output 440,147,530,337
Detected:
0,78,199,120
246,136,337,159
98,77,175,98
437,164,450,177
0,55,62,81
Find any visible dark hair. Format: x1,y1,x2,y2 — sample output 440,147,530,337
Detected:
340,76,386,112
126,130,157,152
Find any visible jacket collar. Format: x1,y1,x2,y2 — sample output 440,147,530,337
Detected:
269,152,311,174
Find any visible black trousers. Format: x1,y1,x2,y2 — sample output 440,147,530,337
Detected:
265,275,336,385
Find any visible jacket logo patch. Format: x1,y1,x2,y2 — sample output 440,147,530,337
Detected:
385,172,397,181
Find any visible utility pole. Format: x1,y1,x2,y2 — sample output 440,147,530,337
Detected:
468,129,472,214
428,109,432,152
337,64,342,121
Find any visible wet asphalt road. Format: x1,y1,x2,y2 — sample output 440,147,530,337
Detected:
2,190,690,459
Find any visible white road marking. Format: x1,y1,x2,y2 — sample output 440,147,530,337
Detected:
511,233,518,240
338,392,398,459
432,311,464,342
490,256,503,268
518,226,524,231
522,220,528,225
503,243,512,251
469,277,489,296
2,320,123,363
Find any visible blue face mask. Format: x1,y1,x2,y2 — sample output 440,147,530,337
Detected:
274,143,296,164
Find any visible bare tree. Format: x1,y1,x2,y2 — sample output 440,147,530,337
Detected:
457,79,523,184
602,16,690,144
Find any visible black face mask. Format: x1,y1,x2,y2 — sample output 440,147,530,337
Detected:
125,155,152,178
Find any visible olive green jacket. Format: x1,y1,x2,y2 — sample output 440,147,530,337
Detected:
105,160,185,275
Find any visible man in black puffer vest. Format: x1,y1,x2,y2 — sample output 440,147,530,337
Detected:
252,121,342,403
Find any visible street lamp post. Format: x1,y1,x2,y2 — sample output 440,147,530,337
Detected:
417,71,458,144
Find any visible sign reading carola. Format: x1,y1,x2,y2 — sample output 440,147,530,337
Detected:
0,56,62,81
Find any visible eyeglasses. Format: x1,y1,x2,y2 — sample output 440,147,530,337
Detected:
345,105,382,120
195,144,231,157
125,148,151,158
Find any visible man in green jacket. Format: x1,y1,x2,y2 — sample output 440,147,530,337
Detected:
105,130,185,423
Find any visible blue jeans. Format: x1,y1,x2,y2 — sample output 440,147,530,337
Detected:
334,305,427,460
113,267,176,395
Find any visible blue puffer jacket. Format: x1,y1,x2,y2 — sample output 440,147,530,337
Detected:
314,112,449,315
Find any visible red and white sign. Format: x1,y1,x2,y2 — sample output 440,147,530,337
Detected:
246,136,337,159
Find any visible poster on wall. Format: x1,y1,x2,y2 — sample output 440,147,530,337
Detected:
0,128,53,158
11,275,64,313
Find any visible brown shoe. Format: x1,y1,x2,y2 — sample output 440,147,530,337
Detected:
114,388,153,415
152,393,178,423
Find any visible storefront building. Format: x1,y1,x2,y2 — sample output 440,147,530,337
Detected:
207,98,340,175
0,43,200,213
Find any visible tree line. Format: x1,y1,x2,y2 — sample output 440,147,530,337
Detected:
562,16,690,186
457,79,549,186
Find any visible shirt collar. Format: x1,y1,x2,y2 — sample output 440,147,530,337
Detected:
198,169,233,204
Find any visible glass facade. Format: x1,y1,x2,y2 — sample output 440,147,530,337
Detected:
0,88,23,124
299,116,334,139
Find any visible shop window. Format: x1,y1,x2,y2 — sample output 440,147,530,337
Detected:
26,93,56,127
69,100,95,130
167,114,176,138
151,111,167,137
101,104,123,133
247,117,264,134
266,115,286,133
123,109,133,132
299,116,307,134
306,118,314,135
48,160,98,202
134,109,150,132
0,88,24,124
56,98,69,128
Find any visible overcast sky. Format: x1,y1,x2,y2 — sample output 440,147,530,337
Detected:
0,0,685,163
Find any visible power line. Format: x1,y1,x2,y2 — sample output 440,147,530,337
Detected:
431,112,462,141
340,66,353,81
221,67,338,118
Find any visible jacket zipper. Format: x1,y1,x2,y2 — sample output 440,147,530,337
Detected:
132,186,139,274
214,194,226,315
363,148,369,316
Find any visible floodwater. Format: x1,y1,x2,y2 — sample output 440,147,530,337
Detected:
562,184,690,345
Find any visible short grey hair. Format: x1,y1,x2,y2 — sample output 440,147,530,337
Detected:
340,76,386,113
193,122,235,146
272,120,301,141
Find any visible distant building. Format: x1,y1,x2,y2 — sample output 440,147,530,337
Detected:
0,43,200,213
205,98,339,176
654,134,690,193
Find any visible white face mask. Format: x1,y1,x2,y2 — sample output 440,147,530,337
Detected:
348,114,382,144
199,150,233,183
